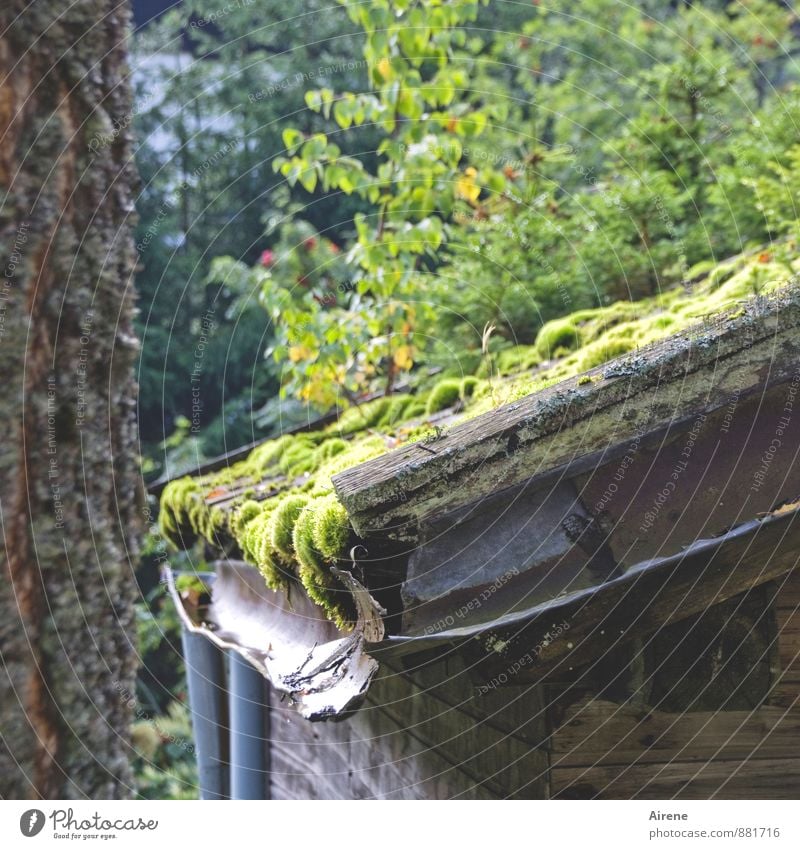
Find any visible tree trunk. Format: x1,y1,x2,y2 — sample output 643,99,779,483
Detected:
0,0,141,798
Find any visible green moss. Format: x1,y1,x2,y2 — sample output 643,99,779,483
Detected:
314,437,347,462
461,376,480,398
276,435,317,475
247,506,286,589
335,395,413,435
707,260,738,289
158,477,201,547
404,398,428,418
377,395,414,428
312,495,350,561
426,378,462,414
174,574,210,595
293,505,325,571
245,434,292,475
268,495,309,560
578,338,637,371
293,503,350,629
230,499,262,538
495,344,541,376
309,434,386,491
535,318,581,359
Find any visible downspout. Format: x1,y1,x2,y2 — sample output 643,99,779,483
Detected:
181,628,230,799
228,651,270,799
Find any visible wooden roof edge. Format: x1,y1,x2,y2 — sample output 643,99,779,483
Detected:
334,288,800,537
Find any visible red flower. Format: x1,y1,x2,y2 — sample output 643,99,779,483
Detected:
259,249,275,268
303,237,317,251
329,242,341,254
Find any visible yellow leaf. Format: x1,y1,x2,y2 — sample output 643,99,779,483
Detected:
377,57,392,81
393,345,414,371
289,345,313,363
456,170,480,203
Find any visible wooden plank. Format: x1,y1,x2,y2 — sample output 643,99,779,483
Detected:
765,570,800,706
363,669,548,799
268,697,354,800
769,575,800,707
347,700,497,800
399,653,549,747
551,757,800,799
334,294,800,539
550,696,800,768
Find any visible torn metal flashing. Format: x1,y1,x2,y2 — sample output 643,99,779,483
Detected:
166,559,385,720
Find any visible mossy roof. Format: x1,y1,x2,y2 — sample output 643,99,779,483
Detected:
159,247,800,627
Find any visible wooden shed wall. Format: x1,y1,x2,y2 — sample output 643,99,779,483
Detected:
266,574,800,800
268,653,549,799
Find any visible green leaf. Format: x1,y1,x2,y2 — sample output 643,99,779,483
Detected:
333,99,353,129
298,167,318,193
305,90,322,112
282,129,303,155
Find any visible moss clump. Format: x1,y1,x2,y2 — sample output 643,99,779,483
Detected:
277,436,318,477
174,574,210,596
159,477,201,547
426,378,462,414
336,394,412,435
707,260,738,289
308,434,387,491
313,437,347,463
461,376,480,399
535,318,582,359
268,494,309,560
293,503,350,629
205,506,229,545
312,495,350,561
230,499,262,538
245,434,292,476
578,338,637,371
244,505,287,589
404,397,428,418
293,505,325,572
496,345,541,376
377,395,415,428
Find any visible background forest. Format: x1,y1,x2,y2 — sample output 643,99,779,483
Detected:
130,0,800,796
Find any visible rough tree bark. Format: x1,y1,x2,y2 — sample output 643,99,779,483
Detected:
0,1,141,798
